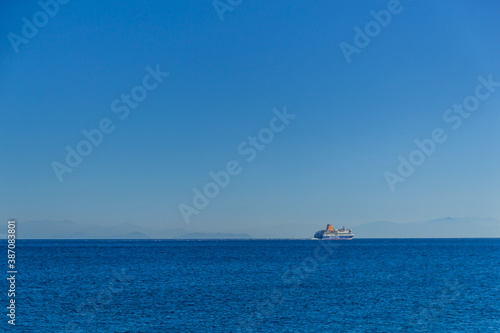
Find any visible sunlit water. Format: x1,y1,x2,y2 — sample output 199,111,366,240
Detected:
5,239,499,332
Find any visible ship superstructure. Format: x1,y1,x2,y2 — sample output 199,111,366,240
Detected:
314,224,354,240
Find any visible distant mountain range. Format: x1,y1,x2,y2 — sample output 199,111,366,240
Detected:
9,220,251,239
352,217,500,238
240,217,500,239
5,217,499,239
175,232,251,239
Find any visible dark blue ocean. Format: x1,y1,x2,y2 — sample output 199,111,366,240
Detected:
3,239,499,332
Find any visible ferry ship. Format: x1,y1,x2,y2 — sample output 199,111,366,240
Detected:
314,224,354,240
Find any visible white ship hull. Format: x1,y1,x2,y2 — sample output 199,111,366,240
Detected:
314,225,354,240
321,233,354,240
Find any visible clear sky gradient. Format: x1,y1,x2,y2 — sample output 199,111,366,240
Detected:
1,0,499,233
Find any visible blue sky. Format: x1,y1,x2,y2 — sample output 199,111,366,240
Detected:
1,0,499,233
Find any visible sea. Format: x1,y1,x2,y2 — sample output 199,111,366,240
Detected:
3,239,499,332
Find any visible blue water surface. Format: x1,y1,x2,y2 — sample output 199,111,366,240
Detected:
2,239,499,332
